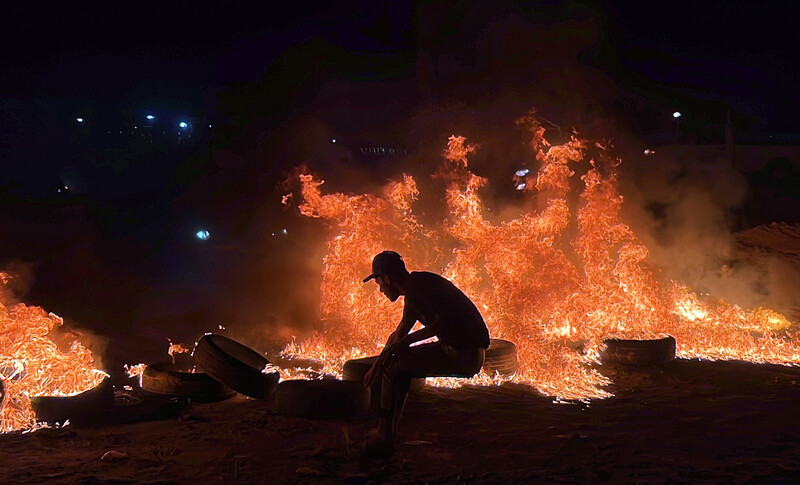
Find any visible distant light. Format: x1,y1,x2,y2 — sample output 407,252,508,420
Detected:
515,168,530,177
75,117,84,123
643,149,655,155
515,183,527,191
196,230,210,240
179,121,188,129
331,138,337,144
145,114,155,121
672,111,682,119
282,228,288,235
208,124,212,128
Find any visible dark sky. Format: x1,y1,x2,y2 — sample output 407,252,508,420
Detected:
2,0,799,130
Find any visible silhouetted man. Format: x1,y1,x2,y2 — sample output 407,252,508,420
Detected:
363,250,490,453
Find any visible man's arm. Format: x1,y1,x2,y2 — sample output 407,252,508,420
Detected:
395,316,439,347
381,309,416,355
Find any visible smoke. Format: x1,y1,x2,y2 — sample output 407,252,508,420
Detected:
222,4,800,350
621,147,800,320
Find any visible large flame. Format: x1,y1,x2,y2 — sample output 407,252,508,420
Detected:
281,111,799,400
0,276,107,432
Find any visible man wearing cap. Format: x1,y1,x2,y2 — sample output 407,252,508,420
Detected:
363,250,490,452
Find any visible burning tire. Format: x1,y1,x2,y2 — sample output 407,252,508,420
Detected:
601,336,677,366
275,379,369,419
31,377,114,425
193,334,279,399
140,362,235,402
483,339,518,377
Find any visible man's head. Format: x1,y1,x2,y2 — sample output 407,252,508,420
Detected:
363,250,408,302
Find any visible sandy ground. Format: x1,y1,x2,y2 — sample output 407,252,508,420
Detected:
2,359,800,484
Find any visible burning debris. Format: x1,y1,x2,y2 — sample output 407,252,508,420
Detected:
280,110,800,400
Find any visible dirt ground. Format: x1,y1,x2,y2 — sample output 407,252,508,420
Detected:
2,359,800,484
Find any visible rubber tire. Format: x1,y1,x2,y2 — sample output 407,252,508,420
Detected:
193,334,279,399
31,377,114,424
601,336,677,366
141,362,235,402
276,379,369,419
483,339,519,377
343,356,426,392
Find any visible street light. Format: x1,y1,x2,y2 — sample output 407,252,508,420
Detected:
179,121,188,129
672,112,682,142
75,117,84,123
145,114,156,121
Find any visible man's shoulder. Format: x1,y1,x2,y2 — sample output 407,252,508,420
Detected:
409,271,450,286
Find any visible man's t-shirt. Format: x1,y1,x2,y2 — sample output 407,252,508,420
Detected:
403,271,490,349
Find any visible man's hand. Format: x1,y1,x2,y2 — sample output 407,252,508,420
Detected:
363,337,408,387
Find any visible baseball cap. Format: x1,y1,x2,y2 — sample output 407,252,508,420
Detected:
363,251,406,283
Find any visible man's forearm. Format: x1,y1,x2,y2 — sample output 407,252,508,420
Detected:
400,323,438,346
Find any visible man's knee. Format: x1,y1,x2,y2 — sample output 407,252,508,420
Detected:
383,358,412,393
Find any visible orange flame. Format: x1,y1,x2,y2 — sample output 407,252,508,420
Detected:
0,277,106,432
281,111,800,399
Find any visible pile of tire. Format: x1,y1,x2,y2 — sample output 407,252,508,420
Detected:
600,336,677,366
193,334,280,399
483,339,519,377
140,362,234,402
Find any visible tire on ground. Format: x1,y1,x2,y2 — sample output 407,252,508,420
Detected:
600,336,677,366
276,379,369,419
31,377,114,424
343,356,426,392
141,362,235,402
194,334,279,399
483,339,518,377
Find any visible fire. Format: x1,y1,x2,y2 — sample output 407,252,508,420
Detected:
281,110,800,400
0,276,107,432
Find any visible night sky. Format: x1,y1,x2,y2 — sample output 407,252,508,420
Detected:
2,0,800,367
3,1,799,128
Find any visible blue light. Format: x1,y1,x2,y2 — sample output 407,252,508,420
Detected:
146,114,155,121
196,230,210,240
179,121,188,129
75,117,84,123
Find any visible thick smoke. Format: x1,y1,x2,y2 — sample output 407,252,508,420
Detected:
622,147,800,321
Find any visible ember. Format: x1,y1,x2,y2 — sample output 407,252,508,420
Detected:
280,111,800,400
0,273,107,432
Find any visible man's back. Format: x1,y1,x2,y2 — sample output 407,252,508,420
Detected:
403,271,490,349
